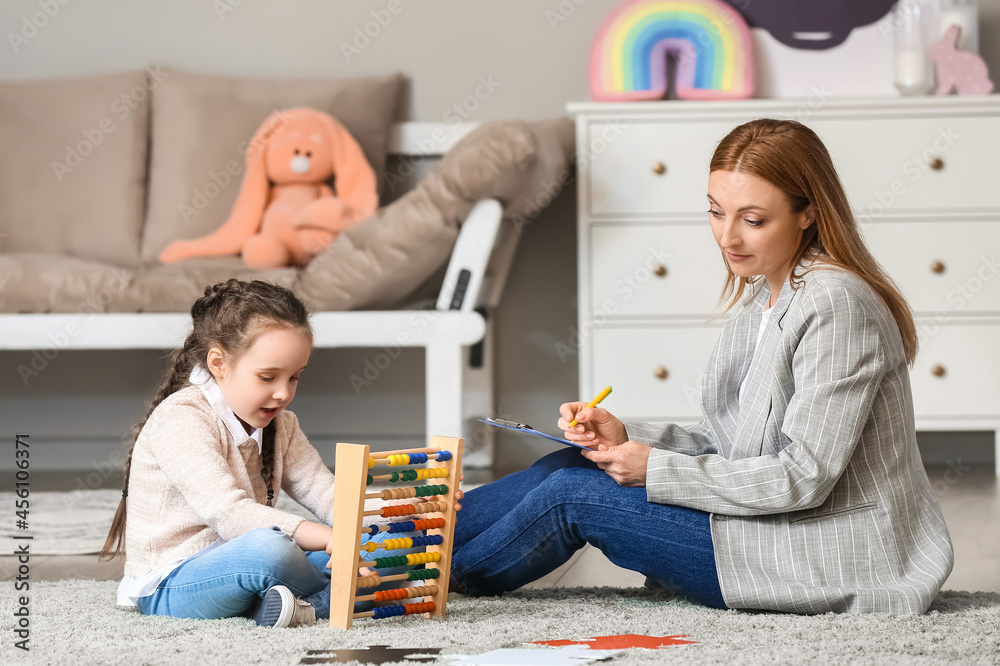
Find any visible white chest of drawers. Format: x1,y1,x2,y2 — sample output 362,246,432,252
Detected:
567,96,1000,477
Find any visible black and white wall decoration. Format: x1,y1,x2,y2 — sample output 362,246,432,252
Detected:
721,0,898,50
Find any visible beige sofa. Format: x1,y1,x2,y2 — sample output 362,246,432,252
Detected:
0,67,575,466
0,67,574,314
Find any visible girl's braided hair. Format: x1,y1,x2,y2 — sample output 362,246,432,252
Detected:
99,279,312,561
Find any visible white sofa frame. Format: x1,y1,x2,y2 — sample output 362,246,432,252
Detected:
0,123,514,468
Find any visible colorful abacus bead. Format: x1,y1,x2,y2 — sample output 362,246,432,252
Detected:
356,573,382,589
371,584,438,602
367,551,441,569
368,537,413,552
407,567,440,581
411,517,446,531
416,483,448,497
361,534,445,552
371,601,435,619
383,517,445,533
379,501,447,518
417,468,448,480
364,517,449,540
367,554,409,568
380,487,415,500
403,552,440,565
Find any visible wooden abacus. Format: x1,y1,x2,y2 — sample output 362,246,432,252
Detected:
328,435,462,629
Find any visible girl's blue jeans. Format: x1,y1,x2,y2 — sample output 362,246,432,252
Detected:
450,447,728,610
136,527,400,620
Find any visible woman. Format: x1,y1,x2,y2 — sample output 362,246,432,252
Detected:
450,119,954,615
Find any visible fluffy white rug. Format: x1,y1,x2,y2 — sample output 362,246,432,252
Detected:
1,582,996,665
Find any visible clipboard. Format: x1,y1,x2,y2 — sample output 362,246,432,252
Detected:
477,418,593,450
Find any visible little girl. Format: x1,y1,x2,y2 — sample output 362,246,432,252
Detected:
100,278,462,627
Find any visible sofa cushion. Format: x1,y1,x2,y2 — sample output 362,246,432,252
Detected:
295,117,575,311
109,257,297,313
140,69,404,265
0,254,134,314
0,71,150,268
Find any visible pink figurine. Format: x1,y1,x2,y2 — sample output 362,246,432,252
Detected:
928,24,994,96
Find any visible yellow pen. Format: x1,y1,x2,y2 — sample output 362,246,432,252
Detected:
568,386,612,428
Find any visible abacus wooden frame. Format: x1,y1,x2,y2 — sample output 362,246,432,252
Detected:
327,435,463,629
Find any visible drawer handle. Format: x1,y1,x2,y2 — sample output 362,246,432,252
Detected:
930,261,945,274
929,157,944,171
651,161,667,175
653,264,667,277
931,364,946,378
654,366,669,380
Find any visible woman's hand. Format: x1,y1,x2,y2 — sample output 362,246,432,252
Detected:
581,441,651,487
558,402,628,449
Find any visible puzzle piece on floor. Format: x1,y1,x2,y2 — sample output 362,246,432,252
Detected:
531,633,699,649
445,645,622,665
300,646,441,664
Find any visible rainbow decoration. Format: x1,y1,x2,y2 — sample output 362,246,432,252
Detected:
590,0,754,102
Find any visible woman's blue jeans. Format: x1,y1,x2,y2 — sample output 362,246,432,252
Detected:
136,527,399,620
451,447,727,609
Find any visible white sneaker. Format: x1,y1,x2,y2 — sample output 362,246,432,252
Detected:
253,585,317,628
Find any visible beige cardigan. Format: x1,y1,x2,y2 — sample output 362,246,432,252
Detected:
123,385,336,577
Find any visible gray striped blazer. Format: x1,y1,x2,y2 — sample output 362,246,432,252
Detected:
625,261,954,615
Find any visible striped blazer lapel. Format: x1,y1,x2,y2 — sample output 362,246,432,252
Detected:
703,282,767,457
730,273,799,458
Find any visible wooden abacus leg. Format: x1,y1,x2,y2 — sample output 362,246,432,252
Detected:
328,443,369,630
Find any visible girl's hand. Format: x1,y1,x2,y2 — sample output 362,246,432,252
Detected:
324,536,373,574
331,563,375,575
453,472,464,512
581,440,651,487
558,402,628,449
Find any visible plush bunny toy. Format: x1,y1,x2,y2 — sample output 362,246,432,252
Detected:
928,24,994,96
159,108,379,268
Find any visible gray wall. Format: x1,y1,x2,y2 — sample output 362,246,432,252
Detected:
2,0,997,475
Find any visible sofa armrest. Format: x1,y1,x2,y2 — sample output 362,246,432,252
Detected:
435,199,503,312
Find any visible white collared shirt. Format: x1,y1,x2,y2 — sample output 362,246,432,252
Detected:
738,303,774,405
115,365,263,609
188,364,264,455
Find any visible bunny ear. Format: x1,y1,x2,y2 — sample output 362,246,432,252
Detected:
178,111,288,256
319,113,379,224
224,112,285,234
